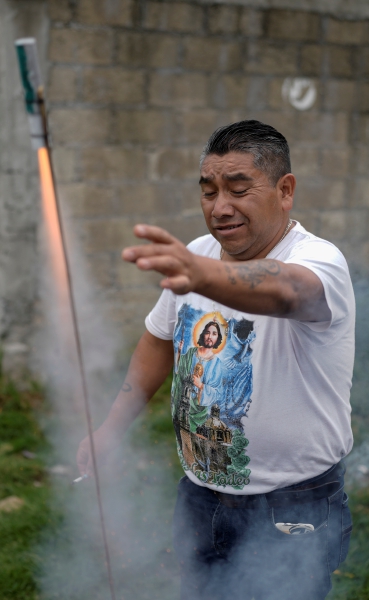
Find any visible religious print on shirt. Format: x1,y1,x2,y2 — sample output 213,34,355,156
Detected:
172,302,255,491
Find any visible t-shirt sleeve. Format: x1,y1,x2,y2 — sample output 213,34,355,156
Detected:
284,239,354,332
145,289,177,340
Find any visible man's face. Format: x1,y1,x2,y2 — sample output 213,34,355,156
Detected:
199,152,294,261
203,325,218,348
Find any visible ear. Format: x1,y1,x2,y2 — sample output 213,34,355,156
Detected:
277,173,296,211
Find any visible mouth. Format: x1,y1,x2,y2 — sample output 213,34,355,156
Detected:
214,223,243,231
214,223,244,236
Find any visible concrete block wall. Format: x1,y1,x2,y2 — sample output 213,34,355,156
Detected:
45,1,369,347
2,0,369,366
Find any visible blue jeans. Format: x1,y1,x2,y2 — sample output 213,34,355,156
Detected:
173,465,352,600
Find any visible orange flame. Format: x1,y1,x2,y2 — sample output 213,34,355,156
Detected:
37,147,74,337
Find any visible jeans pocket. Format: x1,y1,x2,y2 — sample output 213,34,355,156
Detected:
271,497,329,536
339,493,352,564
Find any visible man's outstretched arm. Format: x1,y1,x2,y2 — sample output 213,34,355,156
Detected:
77,331,174,476
122,224,331,323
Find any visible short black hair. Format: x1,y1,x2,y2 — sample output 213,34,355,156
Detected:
200,120,291,187
197,321,223,349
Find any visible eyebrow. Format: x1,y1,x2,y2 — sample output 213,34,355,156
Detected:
199,173,253,184
199,175,214,184
223,173,254,182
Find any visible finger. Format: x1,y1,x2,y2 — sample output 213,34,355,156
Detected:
76,446,90,475
161,274,191,295
133,224,177,245
85,458,94,478
122,243,175,263
136,255,182,273
136,255,184,275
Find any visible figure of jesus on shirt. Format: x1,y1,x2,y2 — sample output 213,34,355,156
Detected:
173,321,224,433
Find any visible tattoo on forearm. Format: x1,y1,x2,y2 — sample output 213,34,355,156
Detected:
121,382,132,392
225,265,237,285
225,260,281,289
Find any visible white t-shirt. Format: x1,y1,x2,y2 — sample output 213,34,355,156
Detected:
145,222,355,495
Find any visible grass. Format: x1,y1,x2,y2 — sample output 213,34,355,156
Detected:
0,373,59,600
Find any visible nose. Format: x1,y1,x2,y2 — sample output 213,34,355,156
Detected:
211,191,235,219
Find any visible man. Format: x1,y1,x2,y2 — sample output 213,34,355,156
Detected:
77,120,354,600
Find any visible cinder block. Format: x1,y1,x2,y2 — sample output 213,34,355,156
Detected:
81,218,138,253
207,5,240,34
115,260,162,289
117,32,179,68
318,210,347,241
300,45,323,76
344,210,369,240
351,116,369,144
81,147,146,181
176,181,203,214
326,46,354,78
323,80,356,111
182,38,242,72
115,110,173,144
47,67,78,102
350,179,369,208
59,183,114,217
176,110,218,144
149,147,201,181
76,0,134,26
240,9,264,37
85,253,113,288
82,68,145,104
357,83,369,113
49,109,111,144
295,179,345,210
266,10,320,42
296,112,348,145
143,2,204,33
326,18,368,45
49,28,113,65
290,147,319,177
352,145,369,175
52,147,77,183
321,148,350,177
212,75,268,110
149,73,208,108
48,0,72,22
246,41,298,75
357,47,369,77
114,182,178,216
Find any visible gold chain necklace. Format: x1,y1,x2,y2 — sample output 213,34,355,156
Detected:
220,219,293,260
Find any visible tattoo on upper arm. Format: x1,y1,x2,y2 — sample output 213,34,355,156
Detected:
225,260,281,289
121,382,132,392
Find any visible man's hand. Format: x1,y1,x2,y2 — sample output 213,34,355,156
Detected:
122,224,203,295
76,426,120,477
